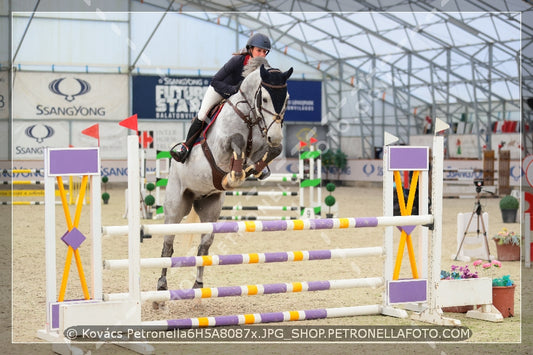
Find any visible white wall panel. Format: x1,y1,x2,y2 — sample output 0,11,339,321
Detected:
12,13,128,67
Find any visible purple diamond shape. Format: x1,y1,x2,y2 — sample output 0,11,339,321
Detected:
396,225,416,235
61,227,86,249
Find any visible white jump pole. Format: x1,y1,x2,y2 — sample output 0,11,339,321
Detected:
127,135,141,302
102,215,434,237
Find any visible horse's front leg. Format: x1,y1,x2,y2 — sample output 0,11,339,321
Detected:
157,234,175,292
222,134,246,190
245,145,282,178
193,232,215,288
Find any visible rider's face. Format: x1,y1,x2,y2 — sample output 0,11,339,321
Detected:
251,47,269,58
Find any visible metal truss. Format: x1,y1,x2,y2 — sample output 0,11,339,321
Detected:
139,0,528,158
11,0,528,157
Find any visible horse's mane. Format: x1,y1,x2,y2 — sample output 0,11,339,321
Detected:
242,57,270,78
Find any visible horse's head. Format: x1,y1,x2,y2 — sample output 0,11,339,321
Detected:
257,64,293,147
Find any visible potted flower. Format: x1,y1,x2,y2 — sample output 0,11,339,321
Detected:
493,228,521,261
474,259,516,318
499,195,519,223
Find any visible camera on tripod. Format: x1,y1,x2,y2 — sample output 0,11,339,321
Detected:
474,179,484,193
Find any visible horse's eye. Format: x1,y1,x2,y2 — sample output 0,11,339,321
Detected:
263,98,268,103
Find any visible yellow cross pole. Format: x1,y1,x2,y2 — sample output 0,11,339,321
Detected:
392,170,420,280
56,175,90,302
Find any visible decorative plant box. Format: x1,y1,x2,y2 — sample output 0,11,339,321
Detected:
436,277,492,308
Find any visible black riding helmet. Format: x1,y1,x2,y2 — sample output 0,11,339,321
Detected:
246,33,271,53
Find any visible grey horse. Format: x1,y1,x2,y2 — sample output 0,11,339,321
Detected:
155,58,293,307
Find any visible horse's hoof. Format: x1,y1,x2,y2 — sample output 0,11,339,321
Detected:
157,276,167,291
193,281,204,289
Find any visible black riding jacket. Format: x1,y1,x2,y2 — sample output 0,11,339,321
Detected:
210,54,250,99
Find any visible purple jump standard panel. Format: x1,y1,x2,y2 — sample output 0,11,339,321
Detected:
387,279,427,304
46,148,100,176
388,146,429,171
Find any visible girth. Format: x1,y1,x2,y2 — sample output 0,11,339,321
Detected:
201,138,227,191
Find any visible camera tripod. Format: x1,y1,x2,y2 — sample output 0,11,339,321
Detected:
453,184,492,261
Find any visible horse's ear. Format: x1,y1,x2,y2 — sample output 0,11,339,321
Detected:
283,67,294,81
260,64,268,80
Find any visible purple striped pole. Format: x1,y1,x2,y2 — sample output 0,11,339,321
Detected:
139,215,433,236
104,278,383,302
141,305,381,329
103,247,383,270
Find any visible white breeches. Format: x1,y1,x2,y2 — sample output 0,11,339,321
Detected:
198,86,224,121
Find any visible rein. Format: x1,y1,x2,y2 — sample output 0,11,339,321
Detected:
202,74,287,190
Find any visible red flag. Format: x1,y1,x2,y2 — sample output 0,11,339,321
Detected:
309,137,318,145
119,114,138,132
299,141,307,149
81,124,100,146
82,124,99,139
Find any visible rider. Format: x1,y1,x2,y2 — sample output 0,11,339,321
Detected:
170,33,271,163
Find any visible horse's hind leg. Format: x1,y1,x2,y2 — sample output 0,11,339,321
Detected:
192,193,224,288
193,232,214,289
153,187,194,309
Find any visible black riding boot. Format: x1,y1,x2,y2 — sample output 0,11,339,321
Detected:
170,118,206,163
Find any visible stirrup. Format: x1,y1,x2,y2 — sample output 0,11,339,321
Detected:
170,142,189,163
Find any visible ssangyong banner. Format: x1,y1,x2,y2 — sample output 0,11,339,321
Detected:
285,80,321,122
13,121,69,159
133,75,210,120
13,72,128,120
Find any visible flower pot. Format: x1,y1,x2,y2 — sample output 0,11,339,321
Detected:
500,209,517,223
442,305,474,313
103,199,109,205
492,284,516,318
494,242,520,261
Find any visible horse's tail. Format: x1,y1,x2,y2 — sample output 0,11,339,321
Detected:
182,208,200,251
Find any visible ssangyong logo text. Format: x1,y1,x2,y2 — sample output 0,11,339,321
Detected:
36,77,106,117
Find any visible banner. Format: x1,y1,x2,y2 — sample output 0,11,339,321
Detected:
13,121,70,159
0,71,8,119
13,72,128,120
132,75,323,122
72,122,127,159
133,75,210,120
285,80,322,122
